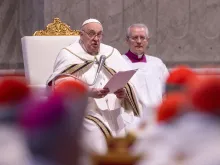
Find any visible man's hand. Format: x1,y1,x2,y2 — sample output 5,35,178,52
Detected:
88,88,109,99
114,88,127,99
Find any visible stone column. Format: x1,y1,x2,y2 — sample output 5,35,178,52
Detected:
0,0,44,70
0,0,20,69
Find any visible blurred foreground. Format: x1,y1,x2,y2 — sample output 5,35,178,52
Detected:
0,67,220,165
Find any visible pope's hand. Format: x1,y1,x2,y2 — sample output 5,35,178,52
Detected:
88,88,109,99
114,88,127,99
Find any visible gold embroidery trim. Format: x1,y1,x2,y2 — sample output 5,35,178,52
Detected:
106,47,115,59
62,61,93,75
103,65,140,116
46,62,92,86
124,83,140,116
85,115,112,140
63,48,88,62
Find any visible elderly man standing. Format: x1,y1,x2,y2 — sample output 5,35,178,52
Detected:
47,19,143,156
122,24,169,117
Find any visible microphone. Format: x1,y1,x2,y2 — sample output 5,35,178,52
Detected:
96,55,106,75
89,55,106,86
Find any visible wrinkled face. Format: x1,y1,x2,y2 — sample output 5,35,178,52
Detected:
80,23,103,55
127,27,149,55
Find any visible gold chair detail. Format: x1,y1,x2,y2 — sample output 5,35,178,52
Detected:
91,133,141,165
22,18,80,85
33,18,80,36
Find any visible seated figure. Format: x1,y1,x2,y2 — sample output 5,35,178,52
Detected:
47,18,144,158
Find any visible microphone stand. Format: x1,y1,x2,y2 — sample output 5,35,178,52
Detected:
87,55,106,86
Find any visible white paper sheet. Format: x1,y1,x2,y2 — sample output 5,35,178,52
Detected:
104,69,137,93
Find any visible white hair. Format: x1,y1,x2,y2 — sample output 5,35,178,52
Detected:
126,23,149,38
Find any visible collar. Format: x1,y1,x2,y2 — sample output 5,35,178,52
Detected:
67,40,114,62
125,50,146,63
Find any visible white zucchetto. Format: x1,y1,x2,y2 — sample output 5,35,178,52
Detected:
81,18,101,27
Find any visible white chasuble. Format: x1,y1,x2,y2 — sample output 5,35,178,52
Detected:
122,54,169,119
47,40,142,154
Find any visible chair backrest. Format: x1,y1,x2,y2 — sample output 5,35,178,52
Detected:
21,18,80,86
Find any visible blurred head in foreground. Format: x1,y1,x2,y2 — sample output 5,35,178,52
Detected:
133,76,220,165
0,77,32,165
165,66,198,95
188,76,220,115
20,78,88,165
0,77,30,123
156,92,187,124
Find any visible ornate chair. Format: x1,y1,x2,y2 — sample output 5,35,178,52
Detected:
21,18,80,90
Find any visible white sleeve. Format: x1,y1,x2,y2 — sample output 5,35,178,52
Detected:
53,49,82,74
47,49,82,85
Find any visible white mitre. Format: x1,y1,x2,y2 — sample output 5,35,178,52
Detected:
81,18,101,27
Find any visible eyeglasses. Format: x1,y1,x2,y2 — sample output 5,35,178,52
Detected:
128,36,149,42
82,30,103,39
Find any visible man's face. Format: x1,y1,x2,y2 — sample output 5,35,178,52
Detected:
80,23,103,55
127,27,149,55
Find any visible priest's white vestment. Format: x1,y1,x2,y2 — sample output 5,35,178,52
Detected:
47,40,143,155
122,54,169,118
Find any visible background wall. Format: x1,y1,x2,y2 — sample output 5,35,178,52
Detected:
1,0,220,70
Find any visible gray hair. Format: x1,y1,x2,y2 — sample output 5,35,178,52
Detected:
126,23,149,38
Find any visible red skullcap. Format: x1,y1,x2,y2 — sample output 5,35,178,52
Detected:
189,77,220,114
0,77,30,104
53,77,88,99
157,92,187,123
166,66,197,85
